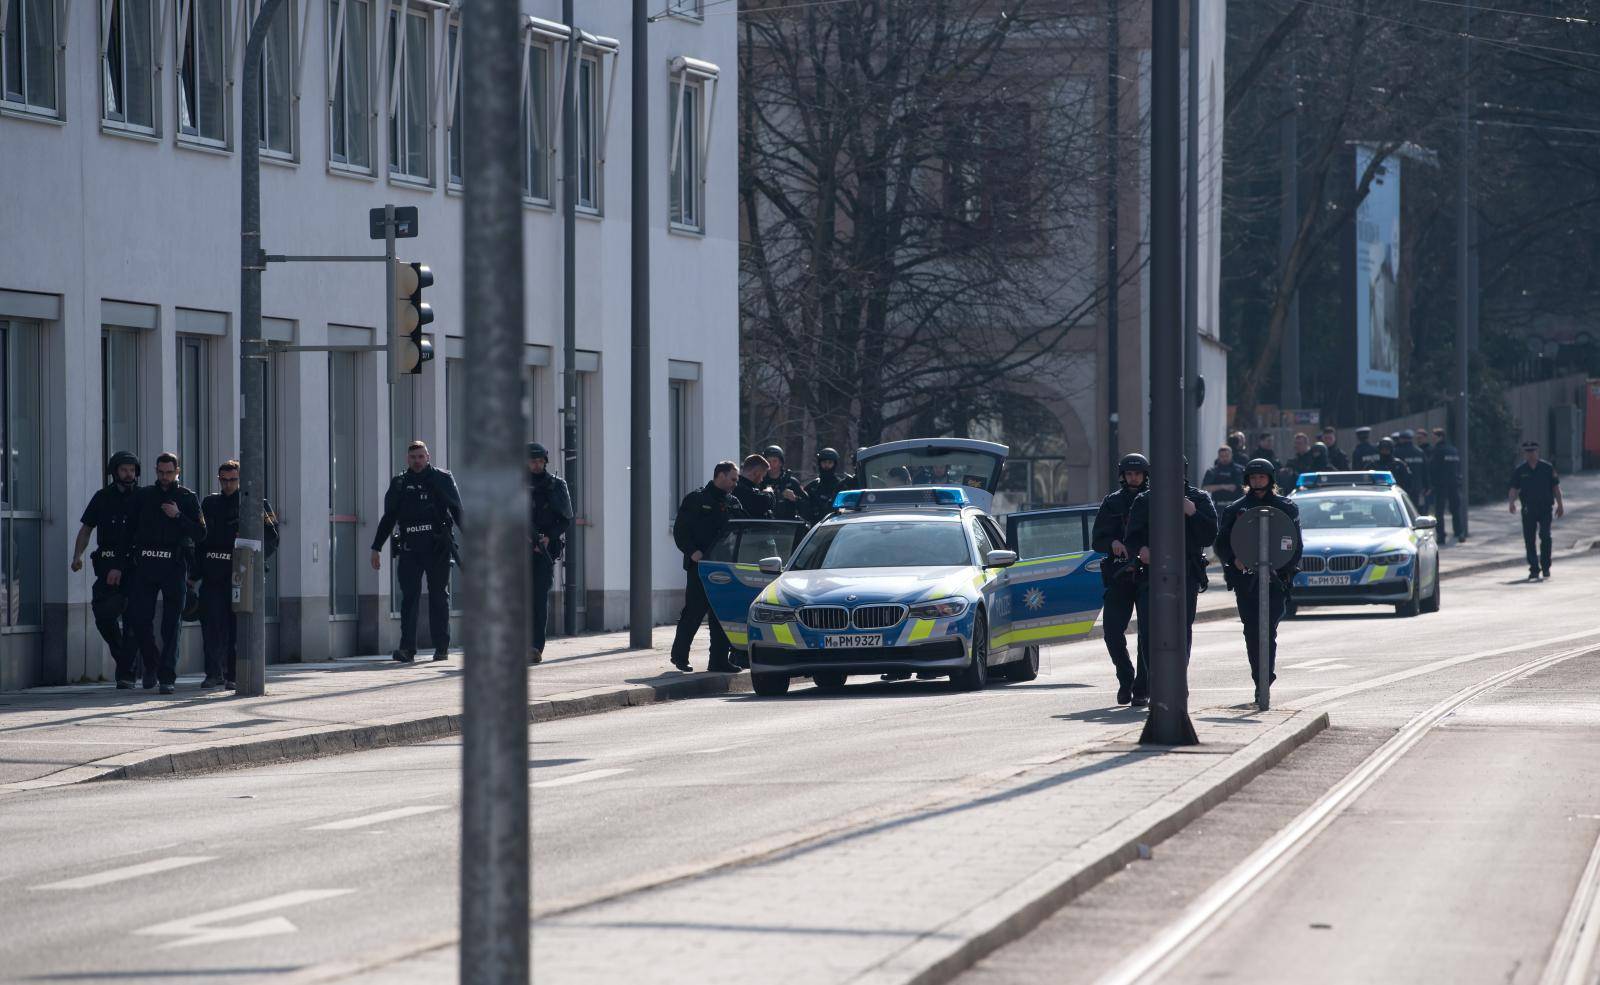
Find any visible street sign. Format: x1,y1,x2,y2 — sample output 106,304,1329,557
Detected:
1229,504,1301,712
370,205,419,240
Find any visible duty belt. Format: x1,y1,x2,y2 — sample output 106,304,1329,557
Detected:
139,549,175,560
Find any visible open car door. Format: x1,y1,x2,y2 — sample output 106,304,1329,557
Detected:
997,507,1104,650
697,520,808,651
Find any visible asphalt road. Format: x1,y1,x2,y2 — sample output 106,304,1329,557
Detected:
2,553,1598,984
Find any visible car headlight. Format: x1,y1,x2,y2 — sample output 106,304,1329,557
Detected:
908,598,969,619
750,604,796,624
1369,552,1410,566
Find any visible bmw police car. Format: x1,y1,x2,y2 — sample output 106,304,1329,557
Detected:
1288,471,1441,617
694,439,1106,697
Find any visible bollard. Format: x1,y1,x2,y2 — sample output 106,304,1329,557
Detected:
1256,515,1271,711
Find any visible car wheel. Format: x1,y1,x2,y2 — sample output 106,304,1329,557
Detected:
1421,562,1441,613
1395,576,1420,618
1001,644,1040,682
752,672,791,697
952,610,990,692
811,671,847,693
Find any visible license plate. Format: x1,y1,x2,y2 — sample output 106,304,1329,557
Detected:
824,634,881,649
1306,575,1347,586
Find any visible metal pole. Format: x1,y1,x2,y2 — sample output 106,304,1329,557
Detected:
1279,54,1301,410
236,0,286,699
460,0,529,977
1105,0,1121,483
1455,0,1473,532
1256,515,1271,711
1184,0,1200,484
562,0,580,637
629,0,652,649
1140,0,1197,747
385,205,397,384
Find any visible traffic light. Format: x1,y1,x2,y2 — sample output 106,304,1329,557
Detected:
391,261,435,375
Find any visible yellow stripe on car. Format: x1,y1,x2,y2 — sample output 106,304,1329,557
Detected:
725,629,749,646
909,618,934,641
1366,565,1388,583
773,623,796,645
993,621,1096,648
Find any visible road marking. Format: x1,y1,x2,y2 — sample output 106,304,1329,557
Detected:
1289,657,1343,670
31,856,217,891
136,889,354,949
531,768,630,789
1539,826,1600,985
691,745,744,754
307,805,449,831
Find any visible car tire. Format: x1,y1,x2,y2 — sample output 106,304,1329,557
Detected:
1395,576,1420,618
752,672,791,697
1001,644,1040,682
811,671,847,693
952,611,990,692
1421,562,1441,613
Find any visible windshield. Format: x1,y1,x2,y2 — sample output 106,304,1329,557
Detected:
789,520,973,570
1298,495,1408,529
860,449,1002,493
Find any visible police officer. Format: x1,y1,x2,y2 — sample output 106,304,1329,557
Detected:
762,445,809,523
733,454,776,519
1509,440,1563,580
1350,426,1381,470
127,452,206,694
1203,445,1245,504
1123,461,1218,663
803,447,851,521
72,451,144,688
1284,433,1318,485
1395,429,1430,510
528,442,573,665
1372,436,1416,500
1320,427,1349,470
1429,427,1464,544
1091,453,1150,705
371,440,463,663
670,460,745,673
1248,432,1279,475
1214,459,1302,699
196,460,279,688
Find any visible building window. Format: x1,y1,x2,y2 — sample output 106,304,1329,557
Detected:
2,0,60,114
328,0,371,169
387,2,430,181
520,42,549,202
445,357,462,468
668,379,693,518
0,320,44,629
176,335,211,495
576,55,599,211
102,328,141,467
177,0,228,145
524,364,538,443
669,79,702,230
666,0,702,19
446,20,462,186
942,103,1038,243
328,352,360,617
257,0,295,156
102,0,158,132
261,353,281,619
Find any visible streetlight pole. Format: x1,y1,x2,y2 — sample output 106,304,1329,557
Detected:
1141,0,1197,747
1456,0,1473,532
630,0,652,649
1184,0,1201,484
1105,0,1121,483
562,0,581,639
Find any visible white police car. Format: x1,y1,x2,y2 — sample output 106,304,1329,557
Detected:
694,441,1104,696
1288,471,1441,617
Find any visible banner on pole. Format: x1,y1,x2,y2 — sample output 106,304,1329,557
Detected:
1354,146,1401,399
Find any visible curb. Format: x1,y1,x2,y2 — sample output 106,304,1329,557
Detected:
854,708,1331,985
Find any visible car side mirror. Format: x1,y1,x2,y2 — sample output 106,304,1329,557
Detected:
985,549,1018,568
1414,516,1437,530
758,556,784,575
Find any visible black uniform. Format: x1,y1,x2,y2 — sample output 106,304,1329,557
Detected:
1510,459,1560,576
767,469,809,523
1214,490,1302,689
1429,441,1463,542
373,466,463,658
1323,443,1350,471
1123,482,1219,663
1091,483,1147,698
197,491,279,684
80,483,143,684
529,470,573,653
1350,441,1381,471
1201,460,1245,505
1373,452,1415,502
1394,441,1430,507
128,482,206,688
734,475,776,519
670,480,745,670
802,472,851,524
1284,451,1320,486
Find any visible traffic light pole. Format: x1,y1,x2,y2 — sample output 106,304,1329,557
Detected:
561,0,581,640
629,0,653,650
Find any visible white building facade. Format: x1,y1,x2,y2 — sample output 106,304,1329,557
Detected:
0,0,737,689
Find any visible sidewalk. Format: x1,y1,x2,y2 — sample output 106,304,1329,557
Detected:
3,473,1594,794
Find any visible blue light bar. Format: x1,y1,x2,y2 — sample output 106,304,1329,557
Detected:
1296,471,1396,489
832,486,970,510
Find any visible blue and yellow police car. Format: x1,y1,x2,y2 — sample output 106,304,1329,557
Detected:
1288,471,1441,617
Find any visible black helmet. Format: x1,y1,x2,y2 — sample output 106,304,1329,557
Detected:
816,447,840,466
527,442,549,463
762,444,785,463
106,450,141,479
1118,453,1150,474
1243,458,1276,479
1399,428,1415,440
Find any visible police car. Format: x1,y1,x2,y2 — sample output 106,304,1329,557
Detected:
1288,471,1441,617
695,440,1104,697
